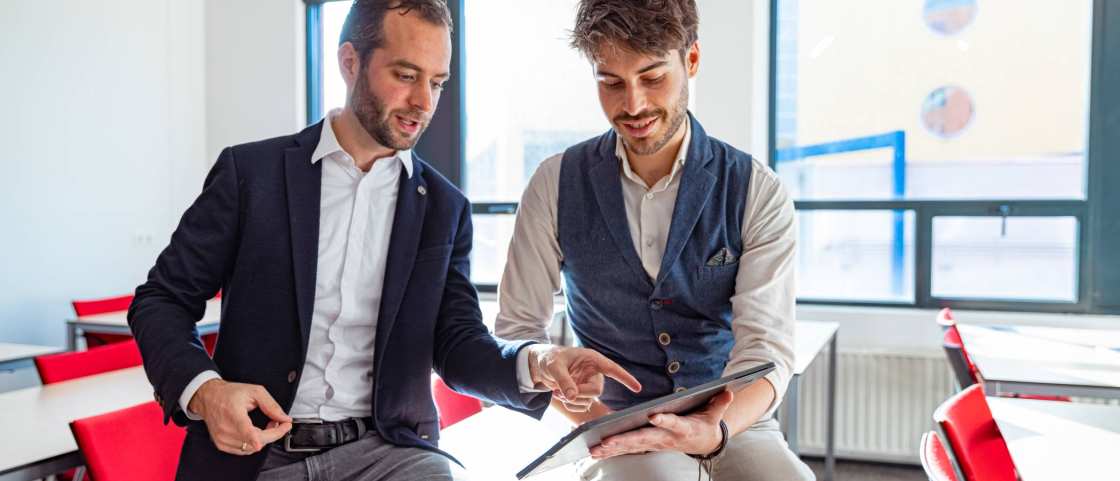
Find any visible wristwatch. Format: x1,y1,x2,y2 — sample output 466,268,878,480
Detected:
688,420,729,460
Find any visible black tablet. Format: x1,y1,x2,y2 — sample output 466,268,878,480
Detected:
516,362,776,479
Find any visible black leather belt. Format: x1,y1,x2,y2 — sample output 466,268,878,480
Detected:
283,417,374,453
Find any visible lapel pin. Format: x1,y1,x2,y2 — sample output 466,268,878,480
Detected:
417,185,427,196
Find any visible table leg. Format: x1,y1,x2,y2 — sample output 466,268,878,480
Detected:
66,324,77,351
825,333,837,481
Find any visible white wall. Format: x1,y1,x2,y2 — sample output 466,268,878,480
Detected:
204,0,306,160
694,0,771,161
0,0,306,347
0,0,207,346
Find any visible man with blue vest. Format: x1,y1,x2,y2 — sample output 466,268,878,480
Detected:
495,0,814,479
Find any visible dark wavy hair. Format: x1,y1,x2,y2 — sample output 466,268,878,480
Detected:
570,0,699,61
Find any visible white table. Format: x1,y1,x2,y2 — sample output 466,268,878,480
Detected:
0,343,62,392
0,366,151,481
957,324,1120,399
441,406,575,480
987,396,1120,480
65,299,222,351
0,343,60,371
443,321,838,481
781,321,838,481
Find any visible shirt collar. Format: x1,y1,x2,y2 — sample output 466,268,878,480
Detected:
616,119,691,188
311,109,414,179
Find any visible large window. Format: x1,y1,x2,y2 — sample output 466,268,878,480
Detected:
306,0,1120,313
770,0,1116,312
463,0,606,286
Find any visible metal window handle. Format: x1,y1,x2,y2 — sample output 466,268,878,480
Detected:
998,204,1011,237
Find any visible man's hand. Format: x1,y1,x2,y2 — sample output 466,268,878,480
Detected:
188,379,293,455
526,345,641,412
589,390,734,459
552,396,615,427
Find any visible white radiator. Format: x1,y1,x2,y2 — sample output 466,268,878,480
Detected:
794,350,957,464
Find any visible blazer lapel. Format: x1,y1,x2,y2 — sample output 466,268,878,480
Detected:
375,160,428,367
284,122,324,360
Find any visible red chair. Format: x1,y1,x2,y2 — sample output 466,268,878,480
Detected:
432,375,483,429
919,430,960,481
72,294,218,355
937,308,979,389
937,308,1070,402
35,340,146,480
35,340,143,384
70,401,185,481
72,295,135,348
933,385,1017,481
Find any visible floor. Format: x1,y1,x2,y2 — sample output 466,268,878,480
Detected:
804,457,928,481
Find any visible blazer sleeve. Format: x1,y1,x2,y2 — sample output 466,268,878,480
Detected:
431,200,550,419
128,147,240,424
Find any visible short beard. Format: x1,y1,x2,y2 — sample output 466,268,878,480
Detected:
619,81,689,156
350,65,426,151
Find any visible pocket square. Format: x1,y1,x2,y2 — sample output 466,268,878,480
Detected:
706,247,737,266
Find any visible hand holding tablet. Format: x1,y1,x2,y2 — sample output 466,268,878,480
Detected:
517,363,776,479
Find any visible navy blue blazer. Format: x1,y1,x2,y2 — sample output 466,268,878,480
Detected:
128,121,547,480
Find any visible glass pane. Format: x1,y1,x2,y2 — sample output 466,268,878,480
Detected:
320,1,353,115
932,216,1078,302
798,210,916,302
774,0,1092,200
464,0,608,203
470,214,516,286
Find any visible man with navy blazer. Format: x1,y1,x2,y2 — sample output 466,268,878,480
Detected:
127,2,638,480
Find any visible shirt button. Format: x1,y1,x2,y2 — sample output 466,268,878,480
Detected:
645,238,654,247
667,361,681,375
645,193,654,200
674,387,687,393
658,332,671,346
649,299,663,310
287,370,297,383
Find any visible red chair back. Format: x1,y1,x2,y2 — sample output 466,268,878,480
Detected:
72,295,133,317
432,375,483,429
933,385,1017,481
73,294,135,347
70,401,185,481
35,340,143,384
937,308,981,389
920,430,960,481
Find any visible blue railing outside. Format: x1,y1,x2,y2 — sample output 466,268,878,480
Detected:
776,131,908,295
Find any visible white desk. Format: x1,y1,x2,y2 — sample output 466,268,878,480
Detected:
957,324,1120,399
0,366,151,481
65,299,222,351
987,396,1120,480
0,343,60,370
441,406,574,480
0,343,62,393
781,321,838,481
443,321,838,481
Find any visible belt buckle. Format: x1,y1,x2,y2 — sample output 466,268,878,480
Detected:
284,418,325,453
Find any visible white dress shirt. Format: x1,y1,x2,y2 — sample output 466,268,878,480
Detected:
180,109,413,421
497,122,798,414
